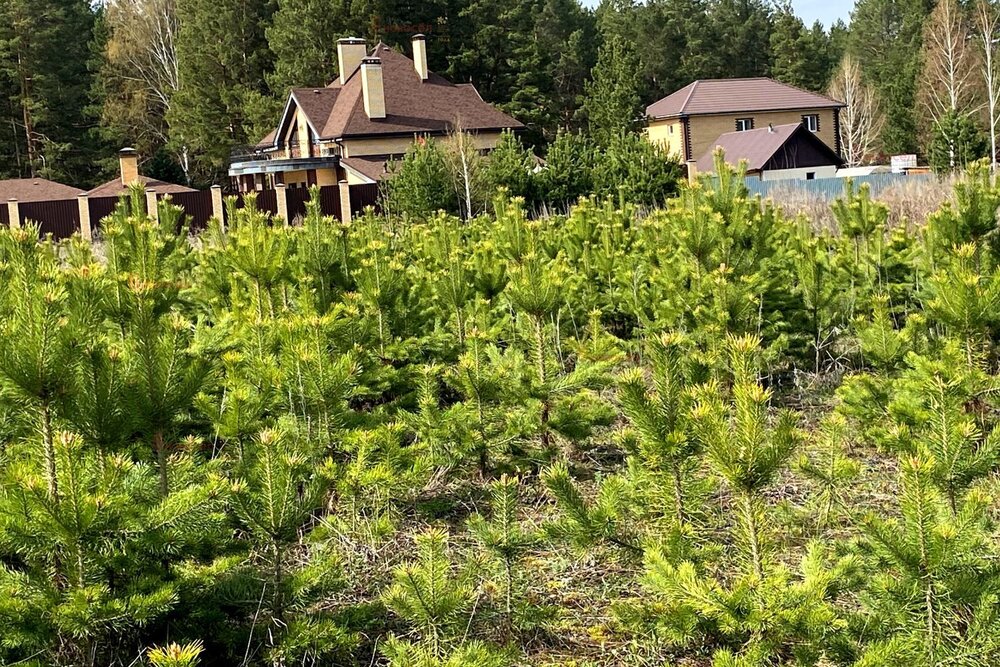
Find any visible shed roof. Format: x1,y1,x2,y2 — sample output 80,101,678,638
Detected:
695,122,844,173
87,175,196,198
0,178,84,202
647,78,844,119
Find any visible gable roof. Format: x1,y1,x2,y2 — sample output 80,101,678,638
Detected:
87,175,196,198
695,122,844,173
265,43,522,147
647,78,844,119
0,178,84,202
341,155,390,182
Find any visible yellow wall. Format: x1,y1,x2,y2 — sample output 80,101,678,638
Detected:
648,108,838,161
296,108,312,158
315,168,339,187
646,119,685,158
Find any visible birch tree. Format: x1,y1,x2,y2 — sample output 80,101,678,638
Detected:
919,0,979,168
828,54,884,166
101,0,187,177
976,0,1000,168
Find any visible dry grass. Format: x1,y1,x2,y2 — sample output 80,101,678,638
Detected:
761,175,958,233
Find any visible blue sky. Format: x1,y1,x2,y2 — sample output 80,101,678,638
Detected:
793,0,854,27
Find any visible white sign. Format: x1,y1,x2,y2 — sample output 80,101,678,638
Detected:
890,154,918,173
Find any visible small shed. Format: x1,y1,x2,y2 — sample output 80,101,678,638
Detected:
694,122,845,182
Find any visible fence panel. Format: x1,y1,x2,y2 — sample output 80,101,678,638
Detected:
254,189,278,215
349,184,381,215
286,187,311,221
741,172,937,201
89,196,121,233
0,202,8,227
20,199,80,240
318,185,341,219
169,190,215,231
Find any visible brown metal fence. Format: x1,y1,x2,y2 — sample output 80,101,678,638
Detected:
4,183,383,240
89,196,121,233
349,184,381,215
318,185,340,217
253,190,278,216
0,203,8,227
168,190,214,231
287,187,311,220
21,199,80,240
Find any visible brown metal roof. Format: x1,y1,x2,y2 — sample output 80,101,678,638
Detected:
0,178,84,202
341,155,391,182
263,43,522,146
694,122,842,173
647,78,844,119
87,175,196,198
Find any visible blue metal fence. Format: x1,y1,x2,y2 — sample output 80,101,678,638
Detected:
739,172,937,200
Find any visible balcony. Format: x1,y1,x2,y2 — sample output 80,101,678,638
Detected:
228,143,342,177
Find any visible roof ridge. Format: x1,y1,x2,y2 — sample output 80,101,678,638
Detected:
679,80,699,115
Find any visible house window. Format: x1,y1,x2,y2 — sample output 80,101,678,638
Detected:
806,172,816,180
803,114,819,132
736,118,754,132
669,125,674,135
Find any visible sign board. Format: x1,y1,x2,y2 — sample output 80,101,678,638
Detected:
890,154,918,173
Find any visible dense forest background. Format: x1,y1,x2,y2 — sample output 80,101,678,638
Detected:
0,0,973,187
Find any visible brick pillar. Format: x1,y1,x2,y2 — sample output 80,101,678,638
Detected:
275,183,289,225
7,199,19,230
210,185,224,229
338,180,352,223
145,189,159,222
78,194,92,241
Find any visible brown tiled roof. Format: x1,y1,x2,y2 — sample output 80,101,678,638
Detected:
87,175,196,197
695,122,842,172
262,43,522,146
647,78,844,119
0,178,84,202
341,155,391,182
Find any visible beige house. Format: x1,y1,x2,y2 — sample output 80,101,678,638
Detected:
230,35,523,191
645,78,844,167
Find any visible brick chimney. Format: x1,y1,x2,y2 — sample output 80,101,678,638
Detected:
361,56,386,119
119,148,139,186
412,34,428,81
337,37,367,85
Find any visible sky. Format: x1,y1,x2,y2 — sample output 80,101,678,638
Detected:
793,0,854,27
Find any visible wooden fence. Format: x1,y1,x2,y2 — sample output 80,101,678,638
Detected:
4,182,383,241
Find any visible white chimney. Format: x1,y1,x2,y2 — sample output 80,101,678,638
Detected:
361,57,386,119
337,37,367,85
412,34,428,81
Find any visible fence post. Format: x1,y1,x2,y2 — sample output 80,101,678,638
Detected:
6,199,19,230
145,189,159,222
78,194,92,241
210,185,224,228
338,180,352,223
685,160,698,184
275,183,289,225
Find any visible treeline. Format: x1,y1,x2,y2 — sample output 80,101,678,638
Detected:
5,0,1000,187
0,0,846,188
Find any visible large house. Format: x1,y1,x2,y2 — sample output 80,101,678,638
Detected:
230,35,523,192
646,78,845,177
